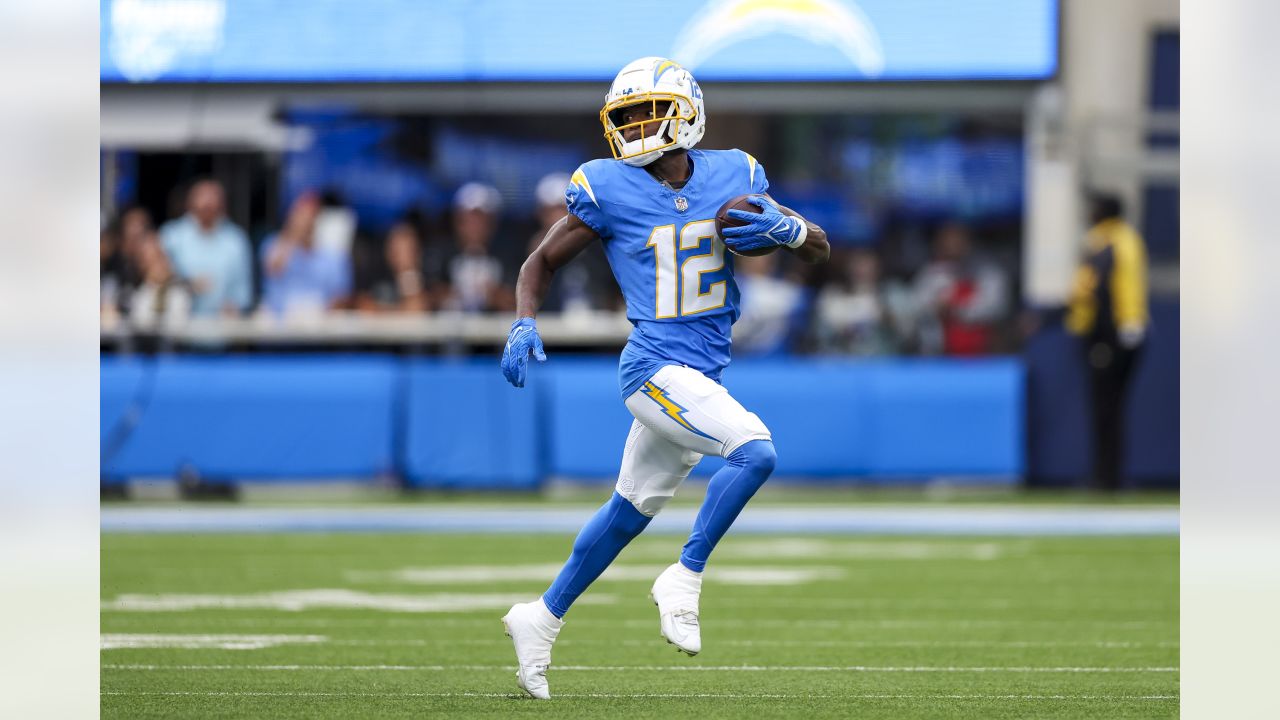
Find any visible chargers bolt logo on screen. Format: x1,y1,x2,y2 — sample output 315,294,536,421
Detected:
109,0,226,82
671,0,885,77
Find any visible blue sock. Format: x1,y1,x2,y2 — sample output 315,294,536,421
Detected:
679,439,777,573
541,491,652,618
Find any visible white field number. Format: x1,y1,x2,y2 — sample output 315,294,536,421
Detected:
646,219,725,318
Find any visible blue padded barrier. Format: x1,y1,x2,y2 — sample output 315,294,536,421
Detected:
401,359,541,489
100,355,398,479
101,355,1027,485
100,357,151,484
541,357,1024,480
540,358,636,479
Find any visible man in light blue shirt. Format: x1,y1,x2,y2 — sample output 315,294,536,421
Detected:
159,179,253,316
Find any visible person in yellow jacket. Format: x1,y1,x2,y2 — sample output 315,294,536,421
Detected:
1066,194,1149,491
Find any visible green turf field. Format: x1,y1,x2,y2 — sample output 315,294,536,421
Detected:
101,531,1178,718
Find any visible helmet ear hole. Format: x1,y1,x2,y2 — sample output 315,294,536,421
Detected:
662,102,677,142
662,118,677,143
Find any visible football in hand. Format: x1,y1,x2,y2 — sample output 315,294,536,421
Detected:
715,194,779,257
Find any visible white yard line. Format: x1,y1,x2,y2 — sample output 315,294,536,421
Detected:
100,690,1178,700
349,564,844,586
148,615,1171,630
322,638,1178,649
103,663,1179,673
100,634,326,650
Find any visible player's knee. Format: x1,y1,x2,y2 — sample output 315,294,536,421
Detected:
616,449,701,518
611,493,653,534
617,481,675,518
583,493,652,546
732,439,777,476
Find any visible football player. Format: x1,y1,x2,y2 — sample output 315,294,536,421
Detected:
500,57,830,699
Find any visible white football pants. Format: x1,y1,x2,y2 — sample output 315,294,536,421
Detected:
615,364,772,516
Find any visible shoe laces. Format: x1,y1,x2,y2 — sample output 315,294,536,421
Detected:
672,608,700,628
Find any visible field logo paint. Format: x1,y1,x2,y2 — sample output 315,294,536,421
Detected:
670,0,885,77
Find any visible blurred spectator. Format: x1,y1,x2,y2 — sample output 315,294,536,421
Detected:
527,173,618,314
814,249,906,356
101,206,154,318
128,235,192,332
1067,193,1150,491
911,222,1009,355
445,182,513,312
100,226,124,322
159,179,253,317
356,221,432,313
259,192,353,319
733,252,805,356
312,189,358,259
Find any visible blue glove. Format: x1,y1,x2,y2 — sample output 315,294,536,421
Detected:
501,317,546,388
721,195,807,253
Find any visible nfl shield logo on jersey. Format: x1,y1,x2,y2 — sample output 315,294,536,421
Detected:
674,196,689,213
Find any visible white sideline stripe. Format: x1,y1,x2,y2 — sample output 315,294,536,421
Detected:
99,505,1180,535
100,690,1178,700
712,639,1179,649
103,663,1179,673
100,634,325,650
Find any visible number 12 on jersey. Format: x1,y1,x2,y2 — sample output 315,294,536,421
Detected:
646,219,726,319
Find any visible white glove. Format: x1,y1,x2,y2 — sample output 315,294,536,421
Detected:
1118,324,1146,349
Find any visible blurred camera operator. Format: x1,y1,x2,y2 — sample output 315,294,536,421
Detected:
1067,193,1150,491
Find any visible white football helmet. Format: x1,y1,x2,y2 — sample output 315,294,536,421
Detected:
600,57,706,167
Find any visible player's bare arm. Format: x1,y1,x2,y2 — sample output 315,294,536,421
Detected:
515,212,599,319
502,212,599,388
770,196,831,264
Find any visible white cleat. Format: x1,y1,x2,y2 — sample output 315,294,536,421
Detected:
501,600,564,700
650,562,703,656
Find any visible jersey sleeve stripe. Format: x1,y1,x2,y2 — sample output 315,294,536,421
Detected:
570,169,599,206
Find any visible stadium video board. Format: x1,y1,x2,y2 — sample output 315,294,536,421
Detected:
101,0,1058,83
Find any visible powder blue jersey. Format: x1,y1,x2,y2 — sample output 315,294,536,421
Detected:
565,149,770,398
